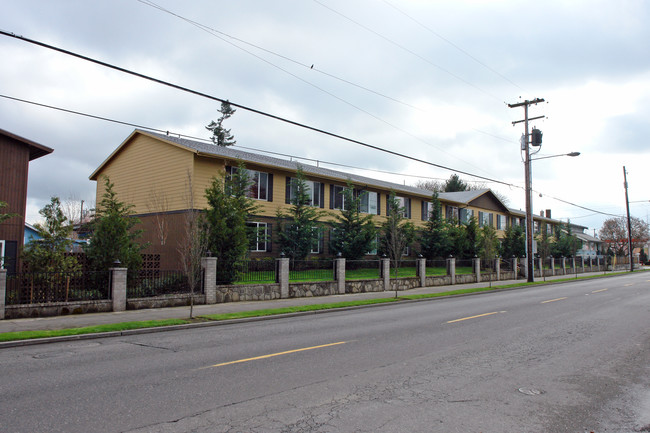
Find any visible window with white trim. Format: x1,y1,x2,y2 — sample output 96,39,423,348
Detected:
288,178,323,207
331,185,347,210
496,214,505,230
359,191,379,215
310,228,324,254
228,167,272,201
446,205,459,221
247,222,269,252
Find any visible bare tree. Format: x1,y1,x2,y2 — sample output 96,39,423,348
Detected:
146,187,170,246
178,171,209,319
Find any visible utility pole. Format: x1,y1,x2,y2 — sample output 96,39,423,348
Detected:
623,166,633,272
509,98,545,282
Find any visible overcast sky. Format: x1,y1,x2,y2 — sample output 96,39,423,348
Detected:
2,0,649,234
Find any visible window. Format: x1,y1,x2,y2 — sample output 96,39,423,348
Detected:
228,166,272,201
366,235,379,256
496,215,505,230
534,221,540,234
331,185,347,210
310,228,324,254
359,191,379,215
421,201,431,221
459,208,473,224
479,211,492,227
446,206,459,221
389,196,411,218
286,177,323,207
547,224,553,235
247,222,270,252
0,240,4,268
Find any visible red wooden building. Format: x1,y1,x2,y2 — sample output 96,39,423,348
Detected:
0,129,53,274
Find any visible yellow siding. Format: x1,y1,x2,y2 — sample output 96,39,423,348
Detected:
94,134,194,213
192,155,226,209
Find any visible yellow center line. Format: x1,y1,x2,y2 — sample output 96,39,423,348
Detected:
541,297,567,304
446,311,505,324
591,288,608,293
201,341,347,369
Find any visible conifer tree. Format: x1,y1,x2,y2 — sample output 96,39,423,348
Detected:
206,101,237,147
23,197,80,273
329,182,377,260
276,168,323,260
85,177,145,272
204,164,257,283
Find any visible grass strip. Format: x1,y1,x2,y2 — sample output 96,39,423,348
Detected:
0,319,191,342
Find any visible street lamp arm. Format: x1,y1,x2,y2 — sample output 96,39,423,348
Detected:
530,152,581,161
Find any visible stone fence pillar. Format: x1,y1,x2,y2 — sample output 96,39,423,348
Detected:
579,256,585,273
381,258,391,291
521,257,528,279
550,257,555,276
201,257,217,304
512,257,519,280
276,257,290,299
473,257,481,283
537,257,543,278
447,257,456,285
335,257,346,294
0,268,6,320
495,257,501,281
561,257,566,275
417,257,426,287
111,267,127,312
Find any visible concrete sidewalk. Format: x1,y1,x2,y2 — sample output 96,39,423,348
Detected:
0,270,611,334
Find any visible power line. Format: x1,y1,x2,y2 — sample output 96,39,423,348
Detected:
0,92,622,220
136,0,424,112
0,32,621,219
0,93,465,184
135,0,512,176
380,0,525,92
0,29,513,187
312,0,504,103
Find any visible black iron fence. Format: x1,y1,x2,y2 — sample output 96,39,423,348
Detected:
216,260,276,284
5,271,110,305
127,270,200,298
345,260,381,280
289,259,334,282
425,259,447,276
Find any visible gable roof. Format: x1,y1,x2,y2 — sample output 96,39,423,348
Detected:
0,128,53,160
91,129,439,197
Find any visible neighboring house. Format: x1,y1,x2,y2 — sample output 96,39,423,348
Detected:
90,129,570,268
24,222,88,253
0,129,53,274
574,230,603,257
24,222,41,245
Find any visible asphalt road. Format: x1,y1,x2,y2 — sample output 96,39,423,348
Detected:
1,272,649,432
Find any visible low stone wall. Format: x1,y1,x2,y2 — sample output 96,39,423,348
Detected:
388,277,423,291
424,275,452,286
346,279,384,293
216,284,282,302
127,294,205,310
290,281,338,298
5,300,113,319
456,274,477,284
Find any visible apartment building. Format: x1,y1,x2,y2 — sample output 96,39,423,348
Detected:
90,130,562,268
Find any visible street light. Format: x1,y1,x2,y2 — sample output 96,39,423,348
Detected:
524,149,580,282
531,152,580,161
